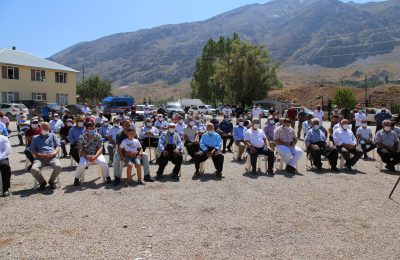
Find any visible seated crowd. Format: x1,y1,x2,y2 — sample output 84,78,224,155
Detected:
0,103,399,196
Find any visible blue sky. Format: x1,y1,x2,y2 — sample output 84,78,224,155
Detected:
0,0,385,58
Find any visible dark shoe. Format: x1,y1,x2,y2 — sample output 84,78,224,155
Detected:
73,178,80,186
316,166,322,172
112,177,120,186
227,147,232,152
285,165,296,174
27,164,33,172
144,175,154,182
345,163,353,172
331,167,340,172
171,174,180,181
38,181,47,190
385,165,396,172
137,180,146,185
268,169,275,175
48,182,57,189
108,162,113,167
222,149,226,154
85,166,89,170
2,190,10,197
106,176,112,184
155,173,163,180
364,154,369,159
216,171,223,178
192,171,200,180
188,158,195,163
251,170,257,175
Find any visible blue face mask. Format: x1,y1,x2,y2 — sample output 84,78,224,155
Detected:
88,130,96,136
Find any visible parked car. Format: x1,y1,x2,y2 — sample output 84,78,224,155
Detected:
12,100,44,115
135,104,155,121
197,105,216,114
0,103,29,118
363,108,393,124
166,102,185,116
188,106,199,114
65,104,84,115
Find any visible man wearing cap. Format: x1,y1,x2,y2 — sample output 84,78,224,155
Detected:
24,117,42,170
233,117,246,160
244,118,275,174
193,123,224,179
274,118,303,173
333,119,363,171
0,131,11,196
139,118,160,152
113,120,154,185
49,113,64,134
217,115,234,153
59,118,73,158
376,119,400,171
156,123,183,181
68,117,86,163
30,122,62,190
106,118,122,167
74,122,111,186
356,119,376,159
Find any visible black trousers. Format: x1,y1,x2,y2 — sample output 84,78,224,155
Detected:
140,137,159,151
309,143,338,168
24,149,35,164
60,137,69,157
157,152,183,176
0,159,11,192
221,134,234,150
337,145,363,167
184,140,200,158
70,144,80,163
360,141,376,156
195,150,224,173
248,147,274,172
377,148,400,168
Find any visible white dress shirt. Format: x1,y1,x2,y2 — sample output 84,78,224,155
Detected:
313,110,323,122
354,112,366,127
0,135,11,161
244,128,266,148
333,127,357,146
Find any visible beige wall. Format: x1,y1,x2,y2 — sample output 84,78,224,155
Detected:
0,64,77,104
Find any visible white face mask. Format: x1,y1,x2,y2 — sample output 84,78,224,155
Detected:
67,122,73,127
31,124,38,129
342,124,349,130
41,130,49,135
78,122,84,127
179,119,184,124
158,117,163,121
208,130,214,135
253,124,260,129
362,123,367,128
239,122,244,126
146,122,152,127
384,126,391,132
54,117,59,120
269,120,275,124
189,121,195,126
168,128,175,134
313,125,320,130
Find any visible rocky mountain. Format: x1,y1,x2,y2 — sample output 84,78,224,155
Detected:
49,0,400,86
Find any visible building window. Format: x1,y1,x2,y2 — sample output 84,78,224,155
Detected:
55,72,67,83
1,92,19,103
1,66,19,80
56,93,68,105
31,69,46,81
32,92,47,101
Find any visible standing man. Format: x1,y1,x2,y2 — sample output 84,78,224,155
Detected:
233,117,246,161
244,119,275,174
143,103,151,120
274,118,303,173
305,118,339,171
217,115,234,153
375,120,400,172
374,105,392,133
130,105,137,122
333,119,363,171
252,104,263,121
313,105,323,123
0,132,11,196
95,103,103,116
236,102,245,119
30,122,62,190
221,104,232,120
297,107,307,139
356,119,376,159
287,105,297,128
210,114,220,130
74,122,111,186
193,123,224,179
354,108,366,131
41,102,51,122
156,124,183,181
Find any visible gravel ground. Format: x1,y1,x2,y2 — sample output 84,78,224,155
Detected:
1,120,400,259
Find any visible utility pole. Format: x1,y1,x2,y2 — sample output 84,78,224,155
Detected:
82,66,85,81
364,75,368,107
227,53,232,104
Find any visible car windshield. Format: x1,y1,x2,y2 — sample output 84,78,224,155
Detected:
13,104,27,109
136,106,144,111
168,105,181,109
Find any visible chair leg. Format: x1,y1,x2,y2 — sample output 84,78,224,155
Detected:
25,159,29,171
200,162,205,173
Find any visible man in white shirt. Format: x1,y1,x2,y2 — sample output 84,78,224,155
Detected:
49,114,64,134
106,118,123,167
81,103,91,115
356,119,376,159
0,134,11,196
175,115,186,136
313,106,323,122
252,104,263,121
354,110,366,129
333,119,363,171
244,119,275,175
221,104,232,120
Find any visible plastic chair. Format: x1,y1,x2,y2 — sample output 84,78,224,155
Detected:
245,153,268,173
80,163,105,183
182,146,189,162
376,157,400,171
275,150,298,171
199,161,206,174
33,166,62,189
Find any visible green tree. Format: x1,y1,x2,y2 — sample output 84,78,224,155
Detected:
191,33,282,105
333,88,357,108
77,75,112,105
